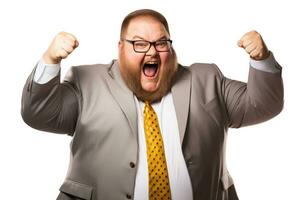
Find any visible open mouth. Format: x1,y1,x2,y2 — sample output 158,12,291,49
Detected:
143,61,159,78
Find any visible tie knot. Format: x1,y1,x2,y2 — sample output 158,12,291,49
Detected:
144,101,152,112
144,101,157,121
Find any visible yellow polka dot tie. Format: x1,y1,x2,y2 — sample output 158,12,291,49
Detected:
144,101,172,200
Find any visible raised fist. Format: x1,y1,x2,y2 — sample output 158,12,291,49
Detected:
42,32,79,64
237,30,270,60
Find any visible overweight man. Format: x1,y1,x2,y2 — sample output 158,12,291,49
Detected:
22,9,284,200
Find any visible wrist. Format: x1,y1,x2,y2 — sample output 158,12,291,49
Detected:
42,53,61,64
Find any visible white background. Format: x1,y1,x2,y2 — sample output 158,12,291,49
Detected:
0,0,299,199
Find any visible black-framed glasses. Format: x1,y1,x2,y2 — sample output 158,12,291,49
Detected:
123,39,173,53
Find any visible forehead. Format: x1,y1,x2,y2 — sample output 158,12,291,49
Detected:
125,16,170,40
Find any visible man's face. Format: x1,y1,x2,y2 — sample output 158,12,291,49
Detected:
118,16,177,102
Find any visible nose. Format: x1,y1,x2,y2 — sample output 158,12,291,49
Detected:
146,44,158,56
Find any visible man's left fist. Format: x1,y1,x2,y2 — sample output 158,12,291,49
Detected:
237,30,270,60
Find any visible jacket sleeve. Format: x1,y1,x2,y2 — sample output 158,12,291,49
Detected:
220,64,284,128
21,65,80,135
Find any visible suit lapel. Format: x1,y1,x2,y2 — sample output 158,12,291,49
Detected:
106,60,138,137
171,66,191,145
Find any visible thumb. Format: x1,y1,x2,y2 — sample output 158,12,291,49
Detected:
74,40,79,48
237,39,244,48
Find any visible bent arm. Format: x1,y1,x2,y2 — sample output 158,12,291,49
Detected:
21,65,80,135
222,56,284,128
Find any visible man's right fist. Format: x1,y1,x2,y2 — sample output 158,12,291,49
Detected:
42,32,79,64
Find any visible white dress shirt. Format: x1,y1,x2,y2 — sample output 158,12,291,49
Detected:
33,53,280,199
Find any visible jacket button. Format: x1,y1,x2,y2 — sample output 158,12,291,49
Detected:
129,162,135,168
126,194,132,199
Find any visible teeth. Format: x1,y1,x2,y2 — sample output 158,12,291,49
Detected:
146,61,158,64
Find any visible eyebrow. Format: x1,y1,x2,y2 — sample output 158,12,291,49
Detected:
131,35,169,41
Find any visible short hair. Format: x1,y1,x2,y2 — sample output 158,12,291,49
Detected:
120,9,170,39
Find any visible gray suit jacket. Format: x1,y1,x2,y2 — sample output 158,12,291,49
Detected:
21,60,283,200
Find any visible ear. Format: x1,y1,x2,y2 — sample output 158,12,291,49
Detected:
118,41,123,58
118,40,123,50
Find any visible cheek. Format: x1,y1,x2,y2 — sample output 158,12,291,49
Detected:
126,52,144,66
159,53,172,73
160,52,171,65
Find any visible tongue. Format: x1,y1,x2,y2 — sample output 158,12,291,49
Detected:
143,65,157,77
